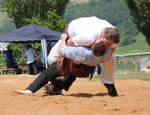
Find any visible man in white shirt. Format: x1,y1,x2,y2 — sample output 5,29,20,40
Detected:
21,44,39,75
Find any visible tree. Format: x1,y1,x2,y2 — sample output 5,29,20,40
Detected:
24,10,67,32
124,0,150,45
0,0,69,28
0,13,16,34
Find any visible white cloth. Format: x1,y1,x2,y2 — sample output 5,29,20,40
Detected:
47,40,62,65
24,48,36,64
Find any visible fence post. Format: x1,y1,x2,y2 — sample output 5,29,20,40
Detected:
121,56,124,74
135,56,138,73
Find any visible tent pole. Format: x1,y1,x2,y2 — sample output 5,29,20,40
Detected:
41,39,48,68
1,52,2,75
21,44,26,59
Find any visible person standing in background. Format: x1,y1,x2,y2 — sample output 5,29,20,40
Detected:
21,44,39,75
47,42,52,55
95,64,101,75
1,45,16,69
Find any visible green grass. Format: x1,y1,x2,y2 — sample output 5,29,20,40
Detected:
116,64,135,71
114,72,150,81
82,72,150,82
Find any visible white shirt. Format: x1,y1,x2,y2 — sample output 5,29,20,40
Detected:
47,40,62,65
68,17,114,46
24,48,36,64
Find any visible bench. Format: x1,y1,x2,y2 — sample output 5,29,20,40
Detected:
0,64,27,75
0,68,14,75
0,64,45,75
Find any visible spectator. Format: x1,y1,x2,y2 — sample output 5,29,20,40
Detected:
21,44,39,75
96,64,101,75
47,42,52,55
1,45,16,69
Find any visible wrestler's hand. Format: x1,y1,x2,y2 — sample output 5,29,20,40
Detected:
61,33,67,40
59,35,67,55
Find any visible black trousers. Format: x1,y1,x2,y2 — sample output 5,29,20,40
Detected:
7,60,16,68
28,61,38,75
26,62,76,93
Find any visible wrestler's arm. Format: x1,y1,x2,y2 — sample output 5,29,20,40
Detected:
61,45,111,65
59,34,80,64
59,34,67,54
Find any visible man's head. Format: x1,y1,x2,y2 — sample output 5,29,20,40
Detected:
27,44,32,49
6,45,10,50
102,27,120,48
91,39,106,57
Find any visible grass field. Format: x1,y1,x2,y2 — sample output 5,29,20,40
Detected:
84,72,150,82
114,72,150,81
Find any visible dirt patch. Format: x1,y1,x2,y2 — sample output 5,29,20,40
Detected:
0,74,150,115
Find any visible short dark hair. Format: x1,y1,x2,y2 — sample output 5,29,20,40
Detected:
92,40,106,57
27,44,32,49
6,45,10,49
104,27,120,43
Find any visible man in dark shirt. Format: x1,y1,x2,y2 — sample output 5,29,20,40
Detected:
1,45,16,69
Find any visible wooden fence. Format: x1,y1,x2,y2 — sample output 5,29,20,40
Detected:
115,52,150,74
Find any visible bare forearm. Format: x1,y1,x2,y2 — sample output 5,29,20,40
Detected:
59,34,68,55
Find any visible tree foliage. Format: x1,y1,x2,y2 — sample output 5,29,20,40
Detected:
24,10,67,32
0,13,16,34
124,0,150,45
0,0,69,28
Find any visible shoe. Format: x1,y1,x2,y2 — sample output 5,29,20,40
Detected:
104,83,118,97
52,89,64,95
14,90,32,94
43,83,64,95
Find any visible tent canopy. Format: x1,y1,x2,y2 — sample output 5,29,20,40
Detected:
0,23,61,43
0,23,62,68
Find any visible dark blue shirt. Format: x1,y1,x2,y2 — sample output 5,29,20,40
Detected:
3,50,14,62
